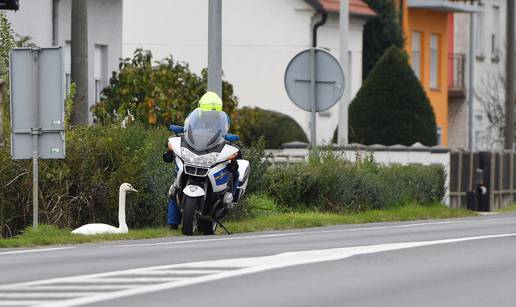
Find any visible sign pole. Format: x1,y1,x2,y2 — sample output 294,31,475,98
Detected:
338,0,349,145
310,48,317,148
208,0,222,97
31,47,40,231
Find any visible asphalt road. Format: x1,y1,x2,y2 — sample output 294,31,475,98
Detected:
1,213,516,307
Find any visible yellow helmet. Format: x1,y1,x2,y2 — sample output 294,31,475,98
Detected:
199,91,223,111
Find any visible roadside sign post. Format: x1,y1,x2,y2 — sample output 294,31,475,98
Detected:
284,48,345,148
10,47,65,230
31,48,40,230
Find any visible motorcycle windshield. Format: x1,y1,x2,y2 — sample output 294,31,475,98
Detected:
184,109,229,152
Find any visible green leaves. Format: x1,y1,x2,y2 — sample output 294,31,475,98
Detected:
92,49,238,129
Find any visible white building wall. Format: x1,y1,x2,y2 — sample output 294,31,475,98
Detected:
123,0,369,145
5,0,123,123
451,0,507,151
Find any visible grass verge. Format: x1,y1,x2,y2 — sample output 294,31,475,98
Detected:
0,203,475,248
225,203,476,233
497,204,516,213
0,225,180,248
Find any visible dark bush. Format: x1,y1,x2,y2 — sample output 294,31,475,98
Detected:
263,152,445,212
0,125,172,237
233,107,308,149
362,0,404,80
349,46,437,146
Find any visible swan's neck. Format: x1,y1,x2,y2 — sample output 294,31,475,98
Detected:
118,188,128,231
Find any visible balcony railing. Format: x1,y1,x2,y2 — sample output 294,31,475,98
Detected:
448,53,466,98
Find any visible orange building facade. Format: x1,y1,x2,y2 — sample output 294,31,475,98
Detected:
395,0,478,146
405,9,450,145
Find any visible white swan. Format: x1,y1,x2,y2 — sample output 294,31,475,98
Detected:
71,183,138,235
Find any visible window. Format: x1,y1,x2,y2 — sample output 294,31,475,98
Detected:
474,11,485,58
94,45,107,102
491,5,500,61
430,34,439,89
411,31,422,80
437,127,442,146
64,42,71,94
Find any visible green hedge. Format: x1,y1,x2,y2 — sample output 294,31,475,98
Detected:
349,46,437,146
233,107,308,149
0,125,172,238
261,153,445,212
0,126,445,237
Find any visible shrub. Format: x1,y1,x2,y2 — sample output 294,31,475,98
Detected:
91,49,238,128
349,46,437,146
263,153,445,212
233,107,308,149
362,0,404,80
0,125,173,237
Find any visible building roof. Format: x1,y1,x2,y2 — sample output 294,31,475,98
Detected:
408,0,482,12
314,0,376,17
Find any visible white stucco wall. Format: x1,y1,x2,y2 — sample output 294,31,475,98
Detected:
5,0,123,122
451,0,507,151
123,0,369,144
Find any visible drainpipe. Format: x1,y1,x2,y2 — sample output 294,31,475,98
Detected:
52,0,59,46
468,13,475,151
312,11,328,47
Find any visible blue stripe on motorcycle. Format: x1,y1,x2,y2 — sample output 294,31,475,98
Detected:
214,168,229,186
215,174,229,185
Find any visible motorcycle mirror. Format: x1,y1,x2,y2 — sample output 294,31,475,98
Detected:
169,125,184,134
225,134,240,142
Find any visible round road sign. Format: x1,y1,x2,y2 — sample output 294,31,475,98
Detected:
284,48,345,112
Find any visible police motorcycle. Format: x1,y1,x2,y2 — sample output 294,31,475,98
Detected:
166,109,250,235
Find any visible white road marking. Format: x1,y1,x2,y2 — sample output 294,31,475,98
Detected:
1,285,134,291
117,269,222,275
0,300,55,306
113,217,516,248
66,277,182,283
0,292,95,298
0,232,513,307
0,247,75,256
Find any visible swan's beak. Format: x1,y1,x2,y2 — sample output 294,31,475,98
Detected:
131,188,138,192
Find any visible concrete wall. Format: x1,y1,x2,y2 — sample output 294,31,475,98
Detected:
5,0,123,122
123,0,369,144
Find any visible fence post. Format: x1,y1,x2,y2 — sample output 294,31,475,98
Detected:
458,151,463,208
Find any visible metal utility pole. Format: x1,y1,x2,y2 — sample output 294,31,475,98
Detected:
71,0,89,125
506,0,515,150
0,80,5,147
208,0,222,97
468,13,476,151
338,0,350,145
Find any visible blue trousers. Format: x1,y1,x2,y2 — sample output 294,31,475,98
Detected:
167,198,181,225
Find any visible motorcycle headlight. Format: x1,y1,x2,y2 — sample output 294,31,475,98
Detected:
181,148,219,167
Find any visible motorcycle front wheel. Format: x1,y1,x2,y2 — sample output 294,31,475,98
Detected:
182,196,198,235
199,218,216,235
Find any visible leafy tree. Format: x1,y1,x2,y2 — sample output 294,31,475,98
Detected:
349,46,437,146
0,12,32,143
233,107,308,149
362,0,404,80
91,49,238,128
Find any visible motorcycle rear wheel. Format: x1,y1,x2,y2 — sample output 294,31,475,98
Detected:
182,196,198,235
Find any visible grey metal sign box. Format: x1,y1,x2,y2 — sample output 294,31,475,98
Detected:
10,47,65,160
